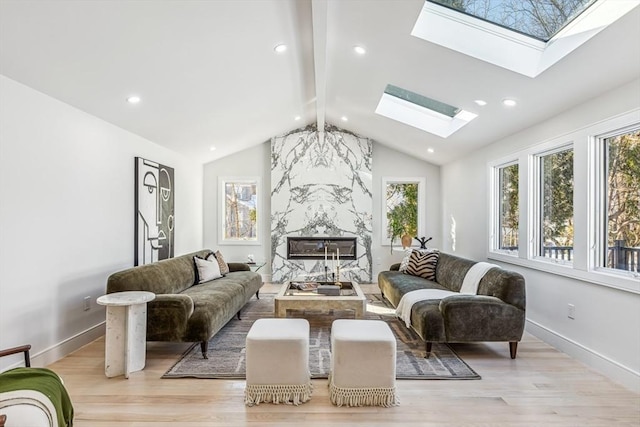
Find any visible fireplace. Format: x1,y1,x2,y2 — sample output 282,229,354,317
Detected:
287,237,357,260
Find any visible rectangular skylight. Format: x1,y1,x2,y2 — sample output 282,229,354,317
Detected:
413,0,640,77
428,0,597,42
375,85,477,138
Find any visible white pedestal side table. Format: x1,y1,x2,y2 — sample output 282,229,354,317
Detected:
97,291,155,378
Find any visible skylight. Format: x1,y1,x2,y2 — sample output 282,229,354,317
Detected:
412,0,640,77
375,85,477,138
428,0,597,42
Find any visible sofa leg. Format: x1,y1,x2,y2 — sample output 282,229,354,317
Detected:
424,342,432,358
509,342,518,359
256,290,260,300
236,310,241,320
201,341,208,359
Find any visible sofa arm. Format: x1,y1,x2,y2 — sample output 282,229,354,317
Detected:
228,262,250,272
146,294,194,341
439,295,525,342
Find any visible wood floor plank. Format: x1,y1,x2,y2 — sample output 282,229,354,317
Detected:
44,285,639,426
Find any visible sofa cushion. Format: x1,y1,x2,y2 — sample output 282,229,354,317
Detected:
405,250,439,280
194,256,223,283
214,250,230,275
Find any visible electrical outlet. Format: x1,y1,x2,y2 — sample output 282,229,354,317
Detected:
83,296,91,311
567,303,575,319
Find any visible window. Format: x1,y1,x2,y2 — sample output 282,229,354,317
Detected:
496,162,519,254
536,147,574,262
381,177,426,247
428,0,597,42
599,128,640,272
219,177,260,245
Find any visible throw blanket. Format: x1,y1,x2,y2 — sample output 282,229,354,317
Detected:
459,262,500,295
0,367,74,427
396,289,457,328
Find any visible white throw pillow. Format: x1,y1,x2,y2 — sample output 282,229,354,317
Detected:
194,256,223,283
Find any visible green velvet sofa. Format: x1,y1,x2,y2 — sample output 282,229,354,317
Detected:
106,249,263,358
378,252,526,358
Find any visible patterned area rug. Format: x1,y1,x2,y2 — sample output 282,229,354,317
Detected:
162,293,480,380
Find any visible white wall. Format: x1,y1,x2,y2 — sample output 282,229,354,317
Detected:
441,78,640,392
372,143,441,278
0,76,203,370
202,139,441,282
203,141,272,277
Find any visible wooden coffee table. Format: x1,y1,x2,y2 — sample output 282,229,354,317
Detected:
274,281,366,318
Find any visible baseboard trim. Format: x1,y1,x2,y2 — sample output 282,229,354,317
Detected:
29,322,106,369
526,319,640,393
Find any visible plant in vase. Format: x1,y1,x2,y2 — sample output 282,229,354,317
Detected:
386,183,418,253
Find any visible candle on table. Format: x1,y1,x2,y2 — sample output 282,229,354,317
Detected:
324,245,328,264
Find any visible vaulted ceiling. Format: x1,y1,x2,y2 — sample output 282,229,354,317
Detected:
1,0,639,165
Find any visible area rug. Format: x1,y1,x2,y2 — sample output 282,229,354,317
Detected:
162,293,480,380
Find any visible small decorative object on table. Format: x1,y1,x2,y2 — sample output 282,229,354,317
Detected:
247,254,255,263
415,236,433,249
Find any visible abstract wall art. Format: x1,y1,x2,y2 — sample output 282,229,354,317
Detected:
135,157,175,266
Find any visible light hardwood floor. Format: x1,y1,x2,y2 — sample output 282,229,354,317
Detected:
47,284,639,426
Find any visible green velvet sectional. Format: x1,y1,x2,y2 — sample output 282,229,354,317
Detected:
378,252,526,358
106,249,263,358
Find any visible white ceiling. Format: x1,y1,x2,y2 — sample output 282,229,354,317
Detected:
1,0,639,165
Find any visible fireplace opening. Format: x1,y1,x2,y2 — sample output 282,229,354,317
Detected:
287,237,357,260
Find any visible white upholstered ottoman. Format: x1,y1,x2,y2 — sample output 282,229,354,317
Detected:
244,318,312,406
329,319,398,407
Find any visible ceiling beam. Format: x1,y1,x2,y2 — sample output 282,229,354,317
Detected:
311,0,327,133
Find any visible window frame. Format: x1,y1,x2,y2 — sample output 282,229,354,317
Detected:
532,143,575,266
591,124,640,278
218,176,261,246
487,109,640,295
381,177,426,247
489,158,520,257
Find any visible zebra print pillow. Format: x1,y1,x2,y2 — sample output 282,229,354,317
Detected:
405,250,439,281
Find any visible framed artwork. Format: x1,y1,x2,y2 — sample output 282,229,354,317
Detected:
381,177,426,246
135,157,175,265
219,176,260,245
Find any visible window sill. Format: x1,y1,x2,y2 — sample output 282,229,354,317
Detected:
488,251,640,295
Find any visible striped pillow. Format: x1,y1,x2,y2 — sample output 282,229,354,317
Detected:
405,250,439,281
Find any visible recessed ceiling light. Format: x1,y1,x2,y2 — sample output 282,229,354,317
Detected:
126,95,141,104
427,148,435,153
274,44,287,53
209,146,216,152
341,116,348,122
502,98,517,107
354,45,366,55
474,100,487,106
294,115,301,121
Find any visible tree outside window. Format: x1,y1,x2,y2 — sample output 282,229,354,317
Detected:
498,163,519,253
538,148,574,261
603,129,640,271
219,177,259,244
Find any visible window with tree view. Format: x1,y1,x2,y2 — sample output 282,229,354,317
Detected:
497,163,519,254
219,177,259,244
601,128,640,272
538,147,574,262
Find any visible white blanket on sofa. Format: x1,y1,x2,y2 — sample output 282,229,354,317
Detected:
459,262,500,295
395,289,457,328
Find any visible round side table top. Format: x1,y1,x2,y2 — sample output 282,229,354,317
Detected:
97,291,155,306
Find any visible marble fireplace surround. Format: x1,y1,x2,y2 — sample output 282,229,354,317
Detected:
271,124,372,283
